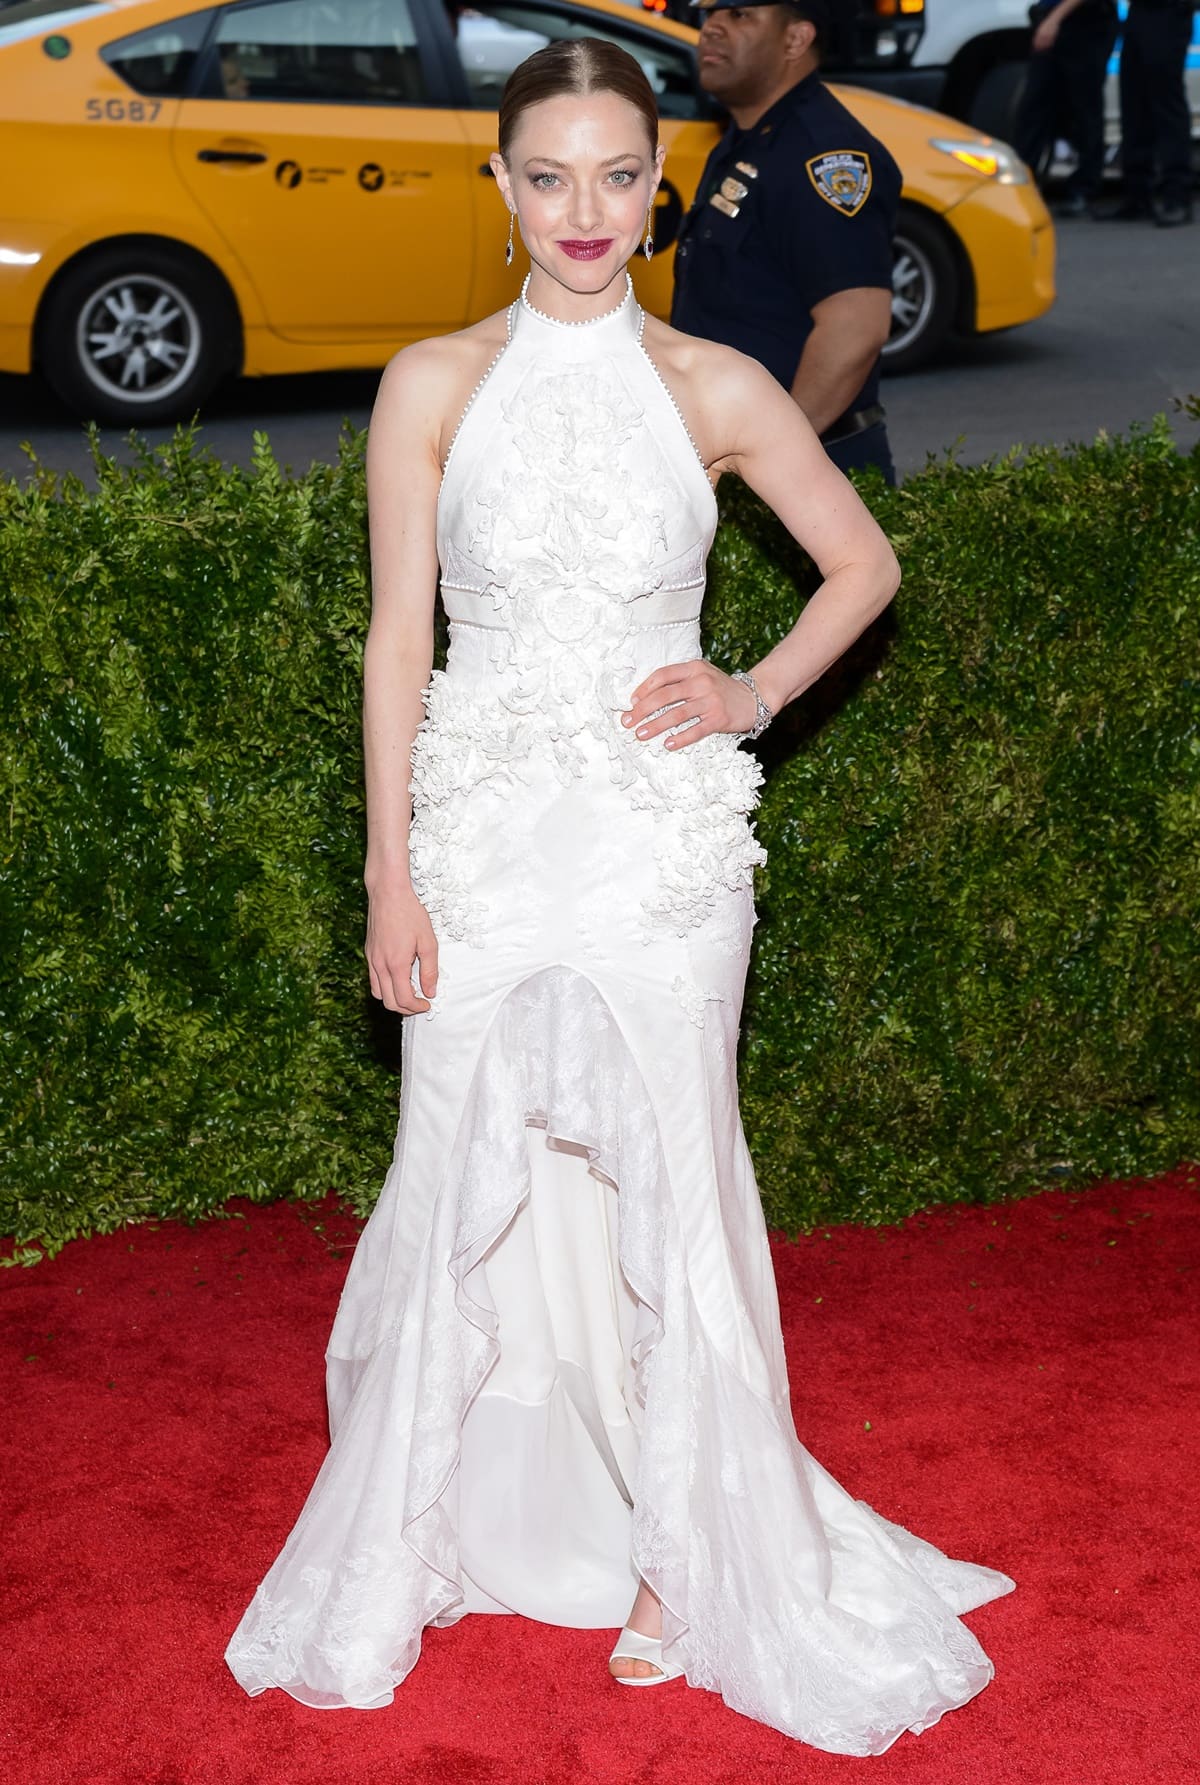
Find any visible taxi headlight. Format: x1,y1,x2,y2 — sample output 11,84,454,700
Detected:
929,137,1029,185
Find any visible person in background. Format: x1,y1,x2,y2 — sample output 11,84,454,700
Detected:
219,52,250,99
671,0,901,483
1102,0,1195,226
1012,0,1119,217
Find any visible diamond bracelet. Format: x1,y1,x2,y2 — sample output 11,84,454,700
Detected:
731,669,775,741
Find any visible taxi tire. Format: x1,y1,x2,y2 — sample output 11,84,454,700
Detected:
37,241,241,426
968,62,1029,146
882,205,959,376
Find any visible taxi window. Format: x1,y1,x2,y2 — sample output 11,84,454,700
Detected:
102,11,214,97
447,3,704,120
212,0,428,104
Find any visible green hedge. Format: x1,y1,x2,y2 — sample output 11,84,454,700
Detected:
2,423,1197,1263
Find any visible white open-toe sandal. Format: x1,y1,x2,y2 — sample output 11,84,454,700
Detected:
609,1625,684,1687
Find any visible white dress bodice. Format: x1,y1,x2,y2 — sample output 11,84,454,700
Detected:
436,273,718,640
409,274,766,950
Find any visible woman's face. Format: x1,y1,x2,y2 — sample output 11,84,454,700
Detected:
492,90,664,295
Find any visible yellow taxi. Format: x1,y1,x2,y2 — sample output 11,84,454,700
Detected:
0,0,1054,423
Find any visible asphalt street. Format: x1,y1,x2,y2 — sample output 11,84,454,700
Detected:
0,217,1196,482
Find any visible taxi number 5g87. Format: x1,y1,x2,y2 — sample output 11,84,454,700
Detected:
85,98,162,122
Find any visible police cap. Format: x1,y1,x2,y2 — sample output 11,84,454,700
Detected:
691,0,832,28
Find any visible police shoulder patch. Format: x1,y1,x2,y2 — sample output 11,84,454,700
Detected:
806,149,872,217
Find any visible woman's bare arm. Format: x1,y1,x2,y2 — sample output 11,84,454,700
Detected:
624,342,900,745
362,342,446,1014
719,348,901,714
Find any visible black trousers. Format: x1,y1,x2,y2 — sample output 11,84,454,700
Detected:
1120,3,1195,205
825,421,897,485
1014,7,1118,198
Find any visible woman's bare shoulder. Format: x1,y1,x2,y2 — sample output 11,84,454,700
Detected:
640,314,776,401
374,311,511,416
639,315,793,469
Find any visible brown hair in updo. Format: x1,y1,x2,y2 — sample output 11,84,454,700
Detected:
497,37,660,162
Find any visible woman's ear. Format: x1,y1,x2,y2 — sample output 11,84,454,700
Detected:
652,140,667,196
489,150,512,207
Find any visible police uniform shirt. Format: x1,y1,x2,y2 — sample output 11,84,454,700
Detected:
671,71,901,414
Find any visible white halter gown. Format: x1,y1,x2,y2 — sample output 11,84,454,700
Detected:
224,276,1015,1755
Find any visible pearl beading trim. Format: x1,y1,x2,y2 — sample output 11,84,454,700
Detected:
518,270,635,327
439,300,517,478
447,611,701,632
634,310,713,490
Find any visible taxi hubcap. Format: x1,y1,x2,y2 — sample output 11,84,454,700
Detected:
77,275,201,403
888,241,935,356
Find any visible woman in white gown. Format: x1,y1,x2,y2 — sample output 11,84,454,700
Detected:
225,38,1015,1754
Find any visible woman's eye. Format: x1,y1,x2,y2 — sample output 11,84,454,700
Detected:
530,172,559,189
609,170,636,186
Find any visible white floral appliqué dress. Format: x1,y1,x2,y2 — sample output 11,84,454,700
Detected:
225,276,1015,1755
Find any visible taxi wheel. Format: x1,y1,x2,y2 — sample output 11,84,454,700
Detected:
883,207,958,375
37,243,240,425
969,62,1029,144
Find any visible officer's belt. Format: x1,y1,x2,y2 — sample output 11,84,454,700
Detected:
820,403,886,448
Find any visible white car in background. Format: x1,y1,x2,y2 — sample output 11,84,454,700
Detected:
884,0,1200,146
629,0,1200,150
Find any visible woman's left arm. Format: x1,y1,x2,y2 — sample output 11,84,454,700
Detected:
623,348,900,748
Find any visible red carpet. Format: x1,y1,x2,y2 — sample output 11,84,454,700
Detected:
3,1166,1197,1785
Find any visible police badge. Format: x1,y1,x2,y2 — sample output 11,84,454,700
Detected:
805,149,873,217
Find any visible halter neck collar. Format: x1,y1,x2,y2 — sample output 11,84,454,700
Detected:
515,271,639,340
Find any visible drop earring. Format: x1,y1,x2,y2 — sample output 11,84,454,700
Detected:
643,205,655,263
505,207,515,267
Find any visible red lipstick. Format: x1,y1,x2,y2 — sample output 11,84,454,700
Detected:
558,239,615,261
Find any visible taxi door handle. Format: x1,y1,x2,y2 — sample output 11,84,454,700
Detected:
197,148,268,165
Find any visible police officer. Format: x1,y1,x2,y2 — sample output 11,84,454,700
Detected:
1102,0,1195,226
671,0,901,481
1013,0,1119,217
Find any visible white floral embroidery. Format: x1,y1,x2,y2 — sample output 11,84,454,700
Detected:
409,359,765,944
672,973,726,1028
720,1446,748,1498
634,736,766,941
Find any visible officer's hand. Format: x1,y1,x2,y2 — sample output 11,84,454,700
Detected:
621,659,759,750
